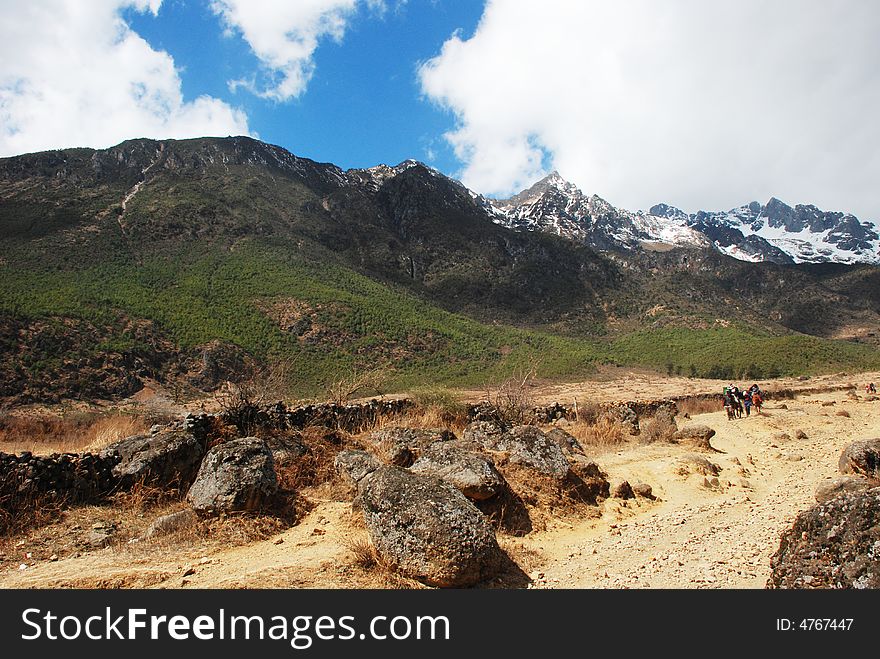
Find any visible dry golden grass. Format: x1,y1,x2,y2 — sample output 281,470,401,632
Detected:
677,397,722,417
0,412,150,456
565,417,628,454
639,415,678,444
337,531,427,589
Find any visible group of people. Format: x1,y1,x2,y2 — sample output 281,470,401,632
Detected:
722,383,763,420
866,382,877,394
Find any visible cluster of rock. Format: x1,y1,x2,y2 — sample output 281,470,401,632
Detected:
334,420,617,587
0,451,120,503
466,399,679,436
768,438,880,589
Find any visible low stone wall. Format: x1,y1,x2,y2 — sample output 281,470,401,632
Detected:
0,451,120,503
257,399,414,432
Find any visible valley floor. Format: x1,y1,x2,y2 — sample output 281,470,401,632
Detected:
2,374,879,589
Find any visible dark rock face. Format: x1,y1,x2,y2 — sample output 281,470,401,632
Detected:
358,466,504,587
838,439,880,478
492,426,572,480
186,438,278,515
365,426,455,467
410,443,507,501
102,430,205,489
334,450,381,493
612,480,635,500
768,487,880,589
671,425,718,451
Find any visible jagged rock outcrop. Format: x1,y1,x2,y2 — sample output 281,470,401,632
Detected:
102,430,205,489
358,466,504,587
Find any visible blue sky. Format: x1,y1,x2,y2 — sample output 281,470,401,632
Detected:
2,1,879,218
124,1,482,172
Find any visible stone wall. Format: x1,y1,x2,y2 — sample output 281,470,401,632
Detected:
0,451,120,503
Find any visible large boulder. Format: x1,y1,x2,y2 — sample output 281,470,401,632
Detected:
410,443,507,501
102,430,205,489
365,427,455,467
186,438,278,515
334,450,381,493
358,466,504,587
671,425,718,451
768,487,880,589
492,426,572,480
838,439,880,478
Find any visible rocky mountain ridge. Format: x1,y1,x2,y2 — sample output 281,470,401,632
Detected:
491,171,880,265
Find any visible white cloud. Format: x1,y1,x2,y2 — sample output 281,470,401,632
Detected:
0,0,250,157
210,0,391,102
420,0,880,219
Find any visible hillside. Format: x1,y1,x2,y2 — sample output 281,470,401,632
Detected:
2,137,880,404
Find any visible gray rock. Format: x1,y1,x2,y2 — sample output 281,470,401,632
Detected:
186,438,278,515
365,427,455,467
493,426,572,480
102,430,205,489
838,438,880,478
461,421,504,449
410,443,507,501
671,425,718,451
546,427,585,457
768,487,880,589
358,466,504,587
145,509,200,539
334,450,381,492
815,475,874,504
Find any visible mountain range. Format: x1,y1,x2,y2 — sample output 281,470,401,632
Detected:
1,136,879,404
489,171,880,266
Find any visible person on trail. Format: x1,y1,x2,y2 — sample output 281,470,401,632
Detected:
869,382,877,394
752,389,763,413
742,389,753,417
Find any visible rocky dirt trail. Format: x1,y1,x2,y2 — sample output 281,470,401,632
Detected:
2,381,878,590
518,390,879,588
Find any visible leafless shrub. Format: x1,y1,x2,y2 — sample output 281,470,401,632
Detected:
216,356,297,434
486,362,540,425
324,363,393,406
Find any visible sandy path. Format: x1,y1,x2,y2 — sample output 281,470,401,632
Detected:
517,391,878,588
